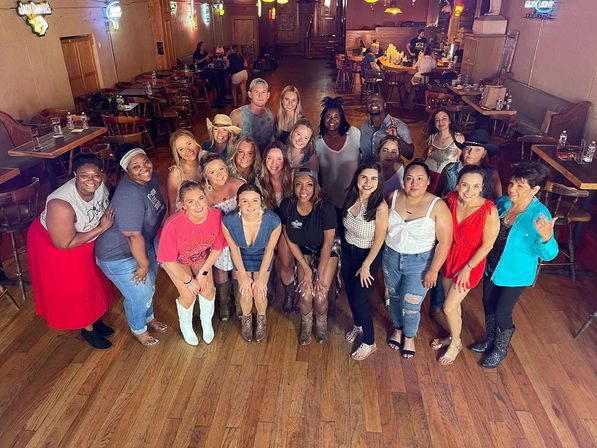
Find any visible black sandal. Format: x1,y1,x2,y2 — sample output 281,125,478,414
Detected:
400,336,416,359
387,328,402,350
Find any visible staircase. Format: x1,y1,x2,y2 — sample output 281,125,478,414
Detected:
308,36,342,59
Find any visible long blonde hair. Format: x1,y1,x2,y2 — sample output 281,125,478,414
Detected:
169,129,201,166
276,85,303,135
227,136,262,184
287,118,316,167
259,141,292,210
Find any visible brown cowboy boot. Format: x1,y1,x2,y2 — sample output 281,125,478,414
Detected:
299,310,313,345
240,314,253,342
255,314,267,342
314,311,328,344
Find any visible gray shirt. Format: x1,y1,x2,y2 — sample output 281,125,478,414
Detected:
360,114,412,162
95,172,165,261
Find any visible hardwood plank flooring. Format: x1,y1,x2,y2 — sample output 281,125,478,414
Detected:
0,57,596,447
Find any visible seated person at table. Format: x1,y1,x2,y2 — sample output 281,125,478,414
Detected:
193,41,210,68
411,47,436,86
230,78,275,153
360,93,414,162
407,29,428,61
201,114,241,159
361,43,382,74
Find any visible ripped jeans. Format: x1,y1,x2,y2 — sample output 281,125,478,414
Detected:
97,247,158,335
382,246,433,338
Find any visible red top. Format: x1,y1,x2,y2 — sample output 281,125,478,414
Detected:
443,191,495,289
157,208,227,266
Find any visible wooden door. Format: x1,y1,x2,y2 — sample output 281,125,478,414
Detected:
232,16,258,60
60,35,100,99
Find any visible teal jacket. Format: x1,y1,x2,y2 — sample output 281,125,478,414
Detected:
489,196,558,287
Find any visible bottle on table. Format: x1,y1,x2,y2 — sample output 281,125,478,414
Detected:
66,112,75,131
145,82,153,95
582,141,596,163
31,126,42,151
506,95,513,110
81,112,89,130
557,130,568,150
151,70,157,86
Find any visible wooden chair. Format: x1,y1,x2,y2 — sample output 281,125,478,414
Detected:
574,310,596,339
0,177,41,302
193,78,211,113
102,115,155,156
424,91,453,114
334,56,351,94
38,108,70,126
383,70,406,108
360,69,383,103
517,135,558,161
148,95,179,140
446,103,476,134
537,181,591,286
489,115,519,147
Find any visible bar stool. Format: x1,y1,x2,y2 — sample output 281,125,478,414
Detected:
0,177,41,302
384,70,405,108
536,181,591,286
360,70,383,103
335,56,351,93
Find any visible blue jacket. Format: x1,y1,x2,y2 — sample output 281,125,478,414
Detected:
490,196,558,287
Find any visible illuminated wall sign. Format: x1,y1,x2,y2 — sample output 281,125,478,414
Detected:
523,0,556,20
170,1,177,14
106,1,122,29
202,3,210,25
16,1,52,36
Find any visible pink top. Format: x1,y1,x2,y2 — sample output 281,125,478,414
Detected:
157,208,227,266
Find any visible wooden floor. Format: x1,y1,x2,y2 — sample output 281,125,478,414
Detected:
1,58,596,448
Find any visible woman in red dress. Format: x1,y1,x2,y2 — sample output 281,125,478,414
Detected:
28,153,116,349
431,165,500,364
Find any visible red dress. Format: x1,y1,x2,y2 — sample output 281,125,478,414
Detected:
443,192,495,289
28,218,115,330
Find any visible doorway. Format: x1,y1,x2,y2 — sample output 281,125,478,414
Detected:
231,16,258,61
60,35,100,99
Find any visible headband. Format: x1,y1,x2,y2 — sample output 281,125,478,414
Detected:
119,148,147,171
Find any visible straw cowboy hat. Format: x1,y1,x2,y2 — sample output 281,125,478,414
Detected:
206,114,241,136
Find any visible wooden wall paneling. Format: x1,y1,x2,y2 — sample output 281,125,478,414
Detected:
276,1,300,43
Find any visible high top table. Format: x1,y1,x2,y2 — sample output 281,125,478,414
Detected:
9,126,107,189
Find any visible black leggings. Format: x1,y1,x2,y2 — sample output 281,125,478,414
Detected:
482,275,526,330
341,241,381,345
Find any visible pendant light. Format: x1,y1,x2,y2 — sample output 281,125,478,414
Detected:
384,0,402,14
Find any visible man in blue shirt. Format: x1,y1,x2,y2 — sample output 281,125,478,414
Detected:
359,93,414,162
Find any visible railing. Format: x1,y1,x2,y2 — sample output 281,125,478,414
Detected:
305,16,313,59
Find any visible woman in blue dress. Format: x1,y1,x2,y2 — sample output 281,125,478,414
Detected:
222,184,281,343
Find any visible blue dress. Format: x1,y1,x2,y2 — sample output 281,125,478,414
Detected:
223,209,281,272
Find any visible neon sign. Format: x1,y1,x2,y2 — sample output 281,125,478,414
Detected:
106,1,122,29
16,1,52,36
523,0,556,20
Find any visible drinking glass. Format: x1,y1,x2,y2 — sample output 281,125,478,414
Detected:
51,117,63,137
31,127,42,151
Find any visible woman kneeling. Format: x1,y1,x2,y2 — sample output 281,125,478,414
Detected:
158,181,226,345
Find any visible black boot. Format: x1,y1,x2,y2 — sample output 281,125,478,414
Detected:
481,326,515,369
81,328,112,349
232,279,243,319
216,281,231,321
93,318,115,337
282,282,295,314
470,314,496,353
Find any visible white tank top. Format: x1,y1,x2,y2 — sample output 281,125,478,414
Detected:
343,201,376,249
40,178,110,234
385,191,439,254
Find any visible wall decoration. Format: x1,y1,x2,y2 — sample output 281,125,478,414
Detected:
523,0,556,20
16,1,52,36
106,1,122,29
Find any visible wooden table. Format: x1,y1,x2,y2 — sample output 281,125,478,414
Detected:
462,96,517,116
9,127,107,189
447,85,482,97
119,88,149,97
532,145,597,190
0,167,20,185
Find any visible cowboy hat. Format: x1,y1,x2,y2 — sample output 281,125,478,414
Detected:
206,114,241,136
463,128,499,157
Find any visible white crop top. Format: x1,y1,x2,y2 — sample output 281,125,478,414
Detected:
385,191,439,254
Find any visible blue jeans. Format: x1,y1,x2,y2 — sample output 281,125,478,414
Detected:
382,246,433,338
97,248,158,335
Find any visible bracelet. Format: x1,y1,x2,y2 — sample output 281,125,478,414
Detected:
183,277,194,285
466,262,473,269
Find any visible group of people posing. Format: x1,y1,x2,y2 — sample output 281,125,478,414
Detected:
28,78,558,369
